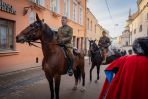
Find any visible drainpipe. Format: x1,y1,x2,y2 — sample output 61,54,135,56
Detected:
84,0,87,55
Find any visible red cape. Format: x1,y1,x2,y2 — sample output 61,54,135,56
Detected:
99,55,148,99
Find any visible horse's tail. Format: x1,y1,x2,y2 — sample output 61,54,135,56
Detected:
74,66,81,83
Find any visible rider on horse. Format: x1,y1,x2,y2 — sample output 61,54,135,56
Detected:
98,30,111,64
57,16,73,76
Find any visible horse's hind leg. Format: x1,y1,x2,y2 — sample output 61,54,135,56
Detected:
81,67,86,92
73,70,79,90
45,74,54,99
54,75,61,99
97,65,101,80
90,64,95,82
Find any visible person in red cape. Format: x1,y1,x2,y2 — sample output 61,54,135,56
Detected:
99,37,148,99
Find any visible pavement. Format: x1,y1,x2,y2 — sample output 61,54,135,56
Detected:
0,59,107,99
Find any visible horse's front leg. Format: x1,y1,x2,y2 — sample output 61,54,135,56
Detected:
45,74,54,99
95,64,101,83
90,63,95,82
54,75,61,99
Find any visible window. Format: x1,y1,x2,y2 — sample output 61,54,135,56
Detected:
79,6,83,25
134,29,136,34
0,19,14,51
126,41,128,46
90,21,92,31
36,0,45,6
139,25,142,32
64,0,70,18
30,0,45,7
87,18,89,30
73,0,78,22
50,0,60,13
28,11,36,24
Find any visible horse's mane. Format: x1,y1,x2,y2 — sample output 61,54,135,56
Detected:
42,23,55,40
93,42,100,51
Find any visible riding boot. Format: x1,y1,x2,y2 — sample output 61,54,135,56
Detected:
67,57,73,76
66,46,74,76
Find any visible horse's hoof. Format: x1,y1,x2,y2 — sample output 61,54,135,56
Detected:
80,87,86,92
72,86,77,90
94,80,99,83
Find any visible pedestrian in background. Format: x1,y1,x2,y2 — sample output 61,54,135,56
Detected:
128,49,133,55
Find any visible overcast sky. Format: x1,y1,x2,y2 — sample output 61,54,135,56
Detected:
87,0,138,37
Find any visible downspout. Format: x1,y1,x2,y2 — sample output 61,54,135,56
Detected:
84,0,87,55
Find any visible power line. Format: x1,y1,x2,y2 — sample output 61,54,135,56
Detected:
104,0,113,20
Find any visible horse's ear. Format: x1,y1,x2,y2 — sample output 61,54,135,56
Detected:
36,13,40,21
42,19,44,22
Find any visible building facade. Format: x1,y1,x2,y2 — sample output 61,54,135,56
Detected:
0,0,87,74
85,8,103,54
120,26,130,47
128,0,148,45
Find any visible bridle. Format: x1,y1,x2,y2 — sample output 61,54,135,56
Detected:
24,22,60,48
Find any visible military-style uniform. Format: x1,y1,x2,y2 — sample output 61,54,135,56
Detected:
98,36,111,49
57,25,73,75
57,25,73,54
98,36,111,64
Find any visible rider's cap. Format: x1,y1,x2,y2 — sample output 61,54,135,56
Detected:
62,16,68,20
102,30,106,34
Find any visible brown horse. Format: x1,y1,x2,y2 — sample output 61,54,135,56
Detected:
16,14,85,99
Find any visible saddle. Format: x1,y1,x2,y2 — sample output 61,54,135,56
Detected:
73,47,81,56
60,45,81,73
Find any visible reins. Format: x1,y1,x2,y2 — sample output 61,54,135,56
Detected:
27,41,66,49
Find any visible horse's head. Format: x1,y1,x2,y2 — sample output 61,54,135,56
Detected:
16,14,44,43
89,39,98,52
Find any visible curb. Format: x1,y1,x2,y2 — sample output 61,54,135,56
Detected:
0,65,42,77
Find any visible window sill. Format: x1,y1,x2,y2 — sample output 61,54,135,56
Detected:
0,50,19,57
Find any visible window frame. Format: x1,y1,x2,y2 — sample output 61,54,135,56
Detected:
79,6,83,25
87,18,89,30
30,0,45,7
73,0,78,22
50,0,60,13
64,0,70,18
134,29,136,34
90,20,92,31
0,18,15,51
139,25,142,32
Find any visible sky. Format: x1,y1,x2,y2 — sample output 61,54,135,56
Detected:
87,0,138,37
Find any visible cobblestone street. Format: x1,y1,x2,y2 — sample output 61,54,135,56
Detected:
0,59,107,99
